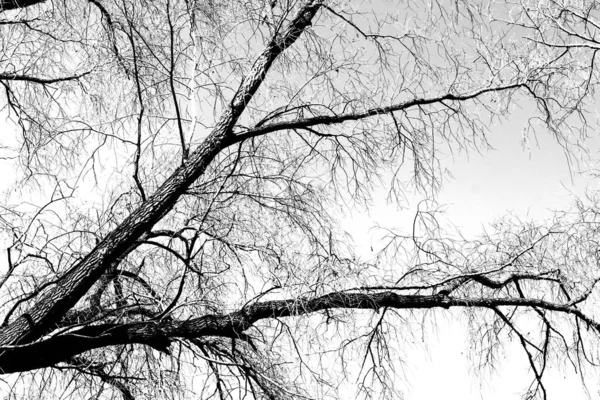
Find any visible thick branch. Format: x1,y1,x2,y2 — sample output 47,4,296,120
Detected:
0,0,45,11
0,0,323,348
0,72,91,83
1,290,597,373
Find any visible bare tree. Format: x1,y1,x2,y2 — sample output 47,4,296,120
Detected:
1,0,600,398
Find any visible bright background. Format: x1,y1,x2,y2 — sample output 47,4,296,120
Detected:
0,62,599,400
339,100,600,399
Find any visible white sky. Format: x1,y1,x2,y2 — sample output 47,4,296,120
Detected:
337,101,600,399
1,57,599,400
1,97,599,399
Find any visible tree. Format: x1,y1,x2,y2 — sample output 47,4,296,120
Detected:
1,0,600,398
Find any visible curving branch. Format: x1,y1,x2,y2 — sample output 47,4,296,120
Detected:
1,290,598,374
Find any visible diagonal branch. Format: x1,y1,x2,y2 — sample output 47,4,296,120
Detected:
0,0,45,11
233,82,529,143
0,0,324,349
0,71,91,84
66,356,135,400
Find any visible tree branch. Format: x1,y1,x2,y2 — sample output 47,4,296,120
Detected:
66,356,135,400
0,0,45,12
234,82,528,143
0,0,323,349
1,290,598,373
0,71,91,84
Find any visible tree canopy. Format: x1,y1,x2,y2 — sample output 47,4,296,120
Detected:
1,0,600,398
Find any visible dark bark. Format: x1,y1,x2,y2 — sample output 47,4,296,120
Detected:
238,83,528,141
1,290,597,373
0,0,324,354
0,72,91,83
0,0,45,11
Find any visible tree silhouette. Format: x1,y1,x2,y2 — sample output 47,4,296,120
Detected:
1,0,600,398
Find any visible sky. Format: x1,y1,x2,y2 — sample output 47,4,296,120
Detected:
1,4,600,397
1,95,599,399
336,100,600,399
343,101,598,266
